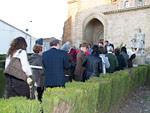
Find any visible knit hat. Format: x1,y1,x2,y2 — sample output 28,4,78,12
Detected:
61,44,71,52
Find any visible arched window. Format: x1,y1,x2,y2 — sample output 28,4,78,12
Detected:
138,0,143,6
124,1,129,8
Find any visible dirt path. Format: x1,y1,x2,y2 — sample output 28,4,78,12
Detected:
118,86,150,113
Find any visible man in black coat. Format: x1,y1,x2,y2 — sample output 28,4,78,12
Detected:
104,40,114,54
42,38,70,88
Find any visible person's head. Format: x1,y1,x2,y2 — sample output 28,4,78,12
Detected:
99,47,105,54
50,39,60,49
65,40,72,47
61,44,71,53
99,42,104,47
81,42,88,53
107,46,113,53
88,44,91,50
33,44,43,56
79,44,82,49
7,37,27,57
92,45,99,55
121,46,127,53
105,40,109,46
114,48,120,55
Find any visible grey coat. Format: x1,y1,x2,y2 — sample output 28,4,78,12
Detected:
29,53,45,88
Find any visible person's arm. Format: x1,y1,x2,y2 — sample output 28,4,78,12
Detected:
63,52,70,70
82,56,87,67
98,58,103,73
114,56,119,69
70,55,75,67
5,57,10,69
19,50,32,77
104,56,110,68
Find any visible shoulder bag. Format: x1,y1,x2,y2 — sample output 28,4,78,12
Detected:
4,50,27,81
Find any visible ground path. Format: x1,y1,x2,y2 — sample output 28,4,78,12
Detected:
118,86,150,113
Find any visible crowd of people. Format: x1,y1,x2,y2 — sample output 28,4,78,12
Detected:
4,37,136,101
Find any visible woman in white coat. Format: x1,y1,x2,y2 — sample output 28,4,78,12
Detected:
5,37,32,98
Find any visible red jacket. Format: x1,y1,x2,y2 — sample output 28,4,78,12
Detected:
69,48,77,64
76,49,90,55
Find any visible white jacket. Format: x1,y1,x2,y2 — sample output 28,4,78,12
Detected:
5,49,32,77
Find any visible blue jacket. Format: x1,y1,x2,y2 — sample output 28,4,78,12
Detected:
42,48,70,87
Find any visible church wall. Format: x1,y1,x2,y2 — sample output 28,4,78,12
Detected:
64,0,150,52
71,6,150,51
78,0,109,12
105,8,150,51
63,1,79,43
72,4,112,45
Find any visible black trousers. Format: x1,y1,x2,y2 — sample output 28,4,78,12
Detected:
37,87,44,101
5,73,30,99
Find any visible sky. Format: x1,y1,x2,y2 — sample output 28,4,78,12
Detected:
0,0,69,39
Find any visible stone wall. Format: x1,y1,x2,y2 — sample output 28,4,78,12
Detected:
63,0,150,52
104,6,150,50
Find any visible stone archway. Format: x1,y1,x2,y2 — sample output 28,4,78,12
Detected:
83,18,104,45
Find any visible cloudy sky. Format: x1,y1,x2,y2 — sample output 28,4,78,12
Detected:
0,0,68,39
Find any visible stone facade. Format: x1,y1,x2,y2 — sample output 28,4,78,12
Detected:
63,0,150,52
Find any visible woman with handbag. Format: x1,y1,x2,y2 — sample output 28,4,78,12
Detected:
4,37,32,98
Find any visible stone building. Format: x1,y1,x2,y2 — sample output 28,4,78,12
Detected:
63,0,150,51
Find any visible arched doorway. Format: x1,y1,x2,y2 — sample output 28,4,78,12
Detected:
83,18,104,45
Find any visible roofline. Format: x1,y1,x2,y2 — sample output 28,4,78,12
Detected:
103,4,150,14
0,19,34,38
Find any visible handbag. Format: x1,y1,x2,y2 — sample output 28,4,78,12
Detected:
4,53,27,81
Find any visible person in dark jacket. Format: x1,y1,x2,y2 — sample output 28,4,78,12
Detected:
29,44,45,101
128,54,136,68
62,44,75,82
120,46,129,69
104,40,114,54
114,48,126,71
42,38,70,88
65,41,77,80
82,45,103,80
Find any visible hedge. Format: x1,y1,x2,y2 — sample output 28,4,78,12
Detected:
0,68,7,98
146,65,150,84
42,87,88,113
0,65,150,113
87,77,112,113
41,65,150,113
0,60,5,68
0,97,41,113
0,54,6,60
66,82,99,113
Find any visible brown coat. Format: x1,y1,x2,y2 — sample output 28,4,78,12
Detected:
74,50,86,76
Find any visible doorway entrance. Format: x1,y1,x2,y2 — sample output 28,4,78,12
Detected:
83,18,104,45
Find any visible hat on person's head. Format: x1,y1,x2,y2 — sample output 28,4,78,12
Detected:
61,44,70,52
50,38,60,46
107,46,113,52
81,42,88,48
